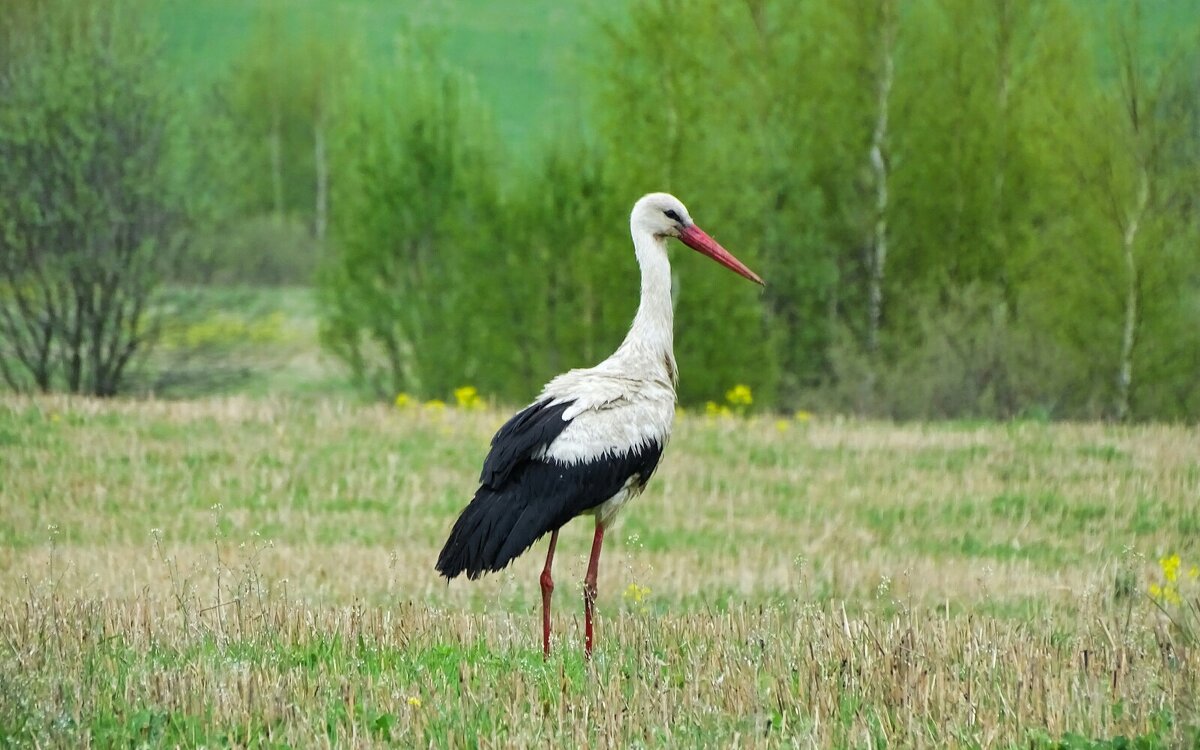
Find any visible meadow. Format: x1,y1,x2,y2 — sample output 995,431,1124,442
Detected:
1,395,1197,747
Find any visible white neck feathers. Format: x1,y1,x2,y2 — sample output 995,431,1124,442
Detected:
615,229,675,378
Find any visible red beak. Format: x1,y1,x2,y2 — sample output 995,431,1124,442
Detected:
678,225,764,286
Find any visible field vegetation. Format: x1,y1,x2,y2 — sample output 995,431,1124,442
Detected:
1,395,1197,746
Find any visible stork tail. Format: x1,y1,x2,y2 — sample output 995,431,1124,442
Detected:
436,437,665,581
435,487,554,580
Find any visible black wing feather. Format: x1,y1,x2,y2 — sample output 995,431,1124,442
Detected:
479,399,572,488
435,399,664,581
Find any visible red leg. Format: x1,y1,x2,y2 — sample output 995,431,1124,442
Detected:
583,521,605,659
540,529,558,659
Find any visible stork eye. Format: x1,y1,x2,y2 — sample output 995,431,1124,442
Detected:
663,209,681,222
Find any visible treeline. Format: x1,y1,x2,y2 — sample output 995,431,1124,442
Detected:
1,0,1197,420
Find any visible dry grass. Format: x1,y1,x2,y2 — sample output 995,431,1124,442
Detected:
1,395,1197,747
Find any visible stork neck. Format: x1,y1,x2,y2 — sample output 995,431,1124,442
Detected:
620,230,674,361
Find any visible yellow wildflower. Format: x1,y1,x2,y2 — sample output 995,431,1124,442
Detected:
407,696,422,708
794,410,813,423
394,393,412,409
1149,580,1183,606
775,419,790,432
623,583,651,604
725,384,753,407
705,401,731,417
1188,565,1198,581
453,385,482,410
424,399,446,411
1160,554,1181,582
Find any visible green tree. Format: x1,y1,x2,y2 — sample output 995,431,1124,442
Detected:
998,2,1200,421
495,140,631,398
319,40,506,400
220,2,354,238
862,0,1105,417
1060,4,1200,420
593,0,844,405
0,0,194,395
791,0,902,410
889,0,1089,299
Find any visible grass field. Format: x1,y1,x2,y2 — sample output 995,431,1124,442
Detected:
1,395,1197,747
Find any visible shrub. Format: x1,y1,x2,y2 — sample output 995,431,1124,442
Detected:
178,216,322,286
317,42,505,401
823,284,1077,420
0,0,194,395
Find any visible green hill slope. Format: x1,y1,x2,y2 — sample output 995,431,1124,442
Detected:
158,0,617,149
158,0,1195,150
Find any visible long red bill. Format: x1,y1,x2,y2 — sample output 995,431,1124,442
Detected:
678,224,764,286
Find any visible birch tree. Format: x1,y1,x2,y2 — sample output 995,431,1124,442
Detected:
222,6,352,239
1026,2,1199,420
1105,6,1176,420
865,0,896,359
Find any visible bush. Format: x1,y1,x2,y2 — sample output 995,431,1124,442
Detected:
137,287,295,396
823,284,1078,420
177,216,321,286
0,0,194,396
318,44,506,400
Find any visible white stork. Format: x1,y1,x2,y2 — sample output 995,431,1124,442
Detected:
436,192,763,659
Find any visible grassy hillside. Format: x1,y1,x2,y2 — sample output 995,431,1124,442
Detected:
155,0,1197,151
1,395,1197,745
158,0,616,149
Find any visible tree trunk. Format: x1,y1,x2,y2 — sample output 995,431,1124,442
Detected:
1116,171,1148,421
269,109,285,221
865,0,896,360
993,0,1015,314
314,119,328,241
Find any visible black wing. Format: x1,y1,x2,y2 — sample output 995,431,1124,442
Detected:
478,399,573,488
435,399,664,580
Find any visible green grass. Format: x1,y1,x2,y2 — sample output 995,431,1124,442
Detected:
1,395,1199,746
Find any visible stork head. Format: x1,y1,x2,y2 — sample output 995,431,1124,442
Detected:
631,193,764,286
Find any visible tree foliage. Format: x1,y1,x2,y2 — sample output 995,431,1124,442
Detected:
319,42,663,404
0,0,193,395
319,43,507,399
583,0,1198,419
313,0,1197,418
219,2,354,236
